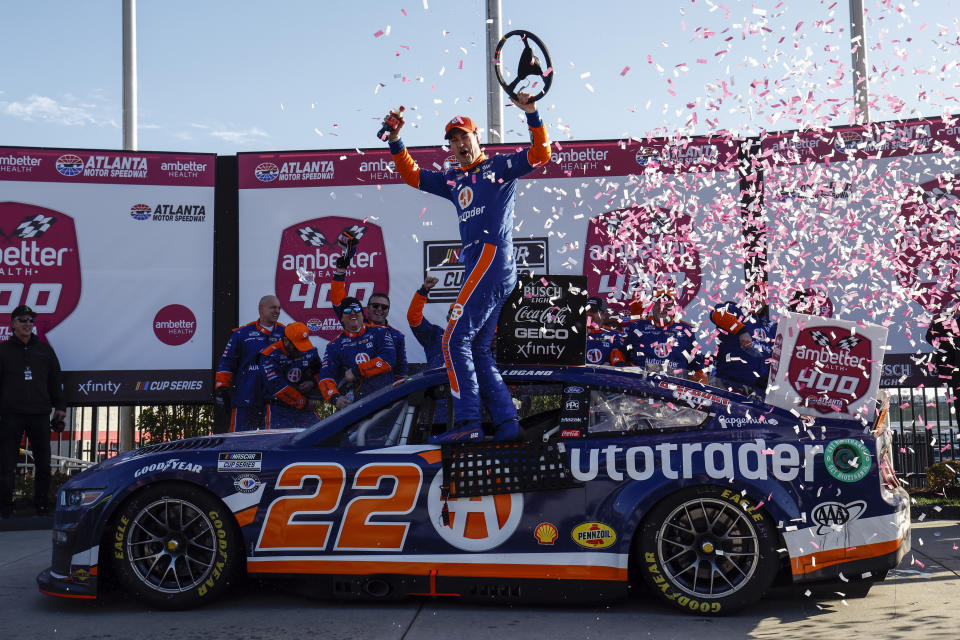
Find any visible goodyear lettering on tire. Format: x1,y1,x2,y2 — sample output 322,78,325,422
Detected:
644,552,722,613
114,515,130,560
200,510,229,598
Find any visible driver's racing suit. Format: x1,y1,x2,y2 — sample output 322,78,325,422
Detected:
390,111,551,433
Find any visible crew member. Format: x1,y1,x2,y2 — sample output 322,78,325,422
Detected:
215,295,285,431
407,276,446,370
382,92,551,442
315,297,397,409
0,305,66,517
710,299,777,397
585,296,628,367
624,289,707,383
259,322,323,429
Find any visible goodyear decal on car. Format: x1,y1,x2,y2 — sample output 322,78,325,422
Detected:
572,522,617,549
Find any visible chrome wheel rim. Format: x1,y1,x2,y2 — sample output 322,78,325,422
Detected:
126,498,217,593
656,498,760,598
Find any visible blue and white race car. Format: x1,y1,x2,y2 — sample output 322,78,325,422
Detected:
38,365,910,614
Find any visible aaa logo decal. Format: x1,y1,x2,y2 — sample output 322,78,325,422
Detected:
426,471,522,551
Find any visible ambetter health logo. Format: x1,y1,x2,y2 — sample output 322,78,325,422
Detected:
153,304,197,346
787,326,873,414
0,202,81,336
275,216,389,341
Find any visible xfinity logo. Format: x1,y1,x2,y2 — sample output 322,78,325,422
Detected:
517,341,566,359
78,380,121,396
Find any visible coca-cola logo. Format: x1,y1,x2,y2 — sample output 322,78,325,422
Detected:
584,207,701,314
787,326,873,414
274,216,389,341
153,304,197,346
893,176,960,312
514,305,570,325
0,202,81,339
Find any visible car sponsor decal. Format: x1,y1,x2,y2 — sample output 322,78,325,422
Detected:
811,500,867,535
218,452,262,472
233,475,261,494
571,522,617,549
787,327,874,414
426,470,523,552
534,522,558,545
569,440,824,483
823,438,873,482
134,458,202,478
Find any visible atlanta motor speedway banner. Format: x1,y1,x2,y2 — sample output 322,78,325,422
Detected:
238,137,748,365
0,146,215,403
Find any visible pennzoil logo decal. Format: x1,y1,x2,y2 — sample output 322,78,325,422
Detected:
571,522,617,549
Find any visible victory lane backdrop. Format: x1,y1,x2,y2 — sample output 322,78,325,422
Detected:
0,146,215,403
237,139,745,364
496,274,588,366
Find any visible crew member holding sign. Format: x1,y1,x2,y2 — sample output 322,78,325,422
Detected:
382,93,551,442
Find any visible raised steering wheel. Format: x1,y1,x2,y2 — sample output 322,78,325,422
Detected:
494,30,553,102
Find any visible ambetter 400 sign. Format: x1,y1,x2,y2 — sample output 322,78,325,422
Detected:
0,202,81,336
766,312,888,421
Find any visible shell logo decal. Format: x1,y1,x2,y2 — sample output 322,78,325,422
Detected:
534,522,558,545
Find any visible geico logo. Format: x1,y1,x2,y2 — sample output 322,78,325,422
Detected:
355,353,370,364
569,440,825,483
514,327,569,339
0,242,69,267
281,249,380,271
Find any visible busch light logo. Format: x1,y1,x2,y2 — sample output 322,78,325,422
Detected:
0,203,81,340
275,216,389,341
811,500,866,535
893,176,960,313
55,154,84,177
787,326,873,414
254,162,280,182
130,204,152,221
153,304,197,346
584,207,701,314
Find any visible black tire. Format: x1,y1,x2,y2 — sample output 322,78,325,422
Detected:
108,483,241,609
636,485,780,615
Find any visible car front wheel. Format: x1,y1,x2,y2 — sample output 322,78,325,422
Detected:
636,485,780,615
109,483,241,609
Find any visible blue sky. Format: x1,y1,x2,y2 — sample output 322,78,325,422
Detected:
2,0,959,154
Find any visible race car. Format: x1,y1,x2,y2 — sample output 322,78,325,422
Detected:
38,365,910,614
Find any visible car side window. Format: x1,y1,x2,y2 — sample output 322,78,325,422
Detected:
588,390,708,434
341,400,408,447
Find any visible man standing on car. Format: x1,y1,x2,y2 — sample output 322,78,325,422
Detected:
0,305,66,517
215,295,285,431
382,92,551,442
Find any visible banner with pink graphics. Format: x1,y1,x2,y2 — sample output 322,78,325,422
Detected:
0,146,215,403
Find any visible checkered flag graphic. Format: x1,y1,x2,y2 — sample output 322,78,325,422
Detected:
836,336,862,350
297,226,328,247
809,330,832,347
15,214,55,238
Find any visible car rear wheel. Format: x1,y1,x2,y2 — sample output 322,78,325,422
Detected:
109,483,241,609
636,485,779,615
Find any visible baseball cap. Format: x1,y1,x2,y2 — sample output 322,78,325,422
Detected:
444,115,478,139
335,296,365,319
11,305,37,319
585,296,606,312
284,322,314,352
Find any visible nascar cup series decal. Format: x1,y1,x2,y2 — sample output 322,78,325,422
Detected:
823,438,872,482
0,202,81,340
274,216,389,341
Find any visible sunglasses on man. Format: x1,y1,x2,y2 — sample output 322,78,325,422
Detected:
16,316,35,323
368,302,390,311
341,304,363,315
